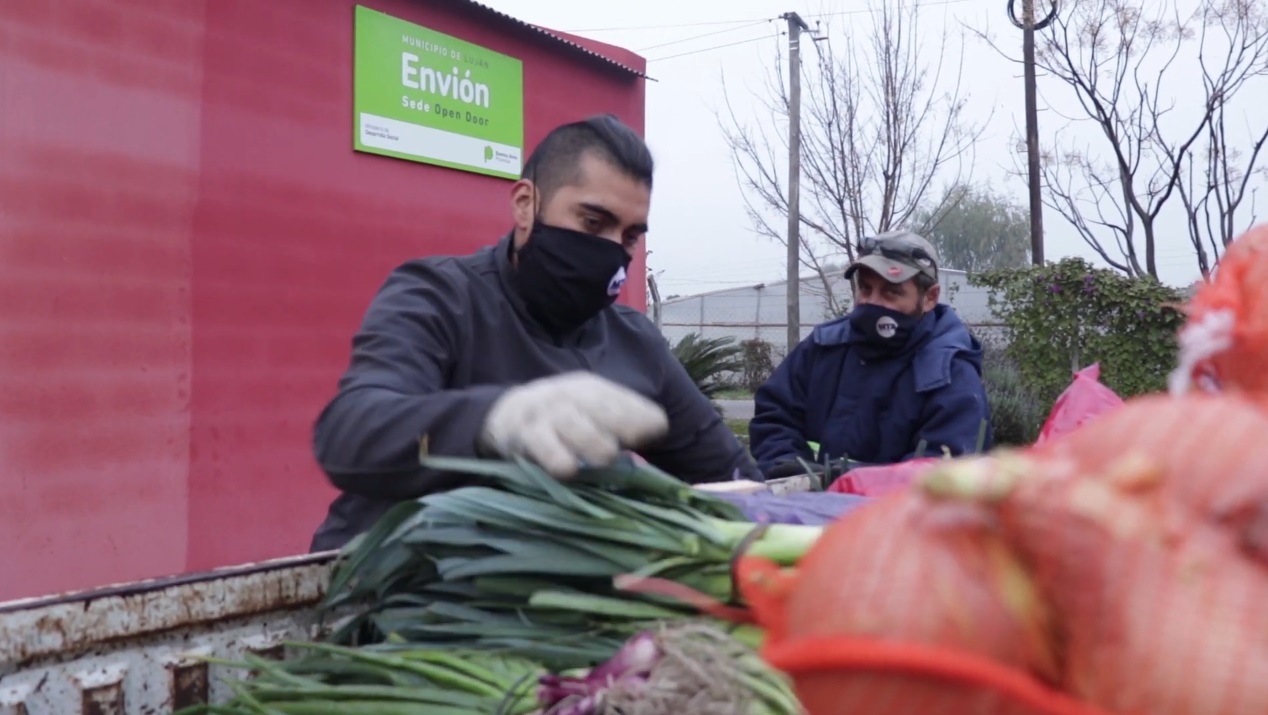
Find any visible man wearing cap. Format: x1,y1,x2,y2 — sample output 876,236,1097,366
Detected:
748,230,992,478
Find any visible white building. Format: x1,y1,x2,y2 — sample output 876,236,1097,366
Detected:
657,268,1001,354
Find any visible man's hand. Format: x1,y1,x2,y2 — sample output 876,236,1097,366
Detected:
480,372,670,478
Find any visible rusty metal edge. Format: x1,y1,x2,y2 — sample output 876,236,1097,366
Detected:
0,552,342,667
0,552,339,615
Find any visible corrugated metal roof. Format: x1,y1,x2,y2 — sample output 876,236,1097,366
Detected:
457,0,653,80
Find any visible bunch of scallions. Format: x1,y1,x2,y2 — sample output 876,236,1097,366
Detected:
174,622,803,715
319,454,824,671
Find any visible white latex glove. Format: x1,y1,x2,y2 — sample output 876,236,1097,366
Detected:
480,371,670,478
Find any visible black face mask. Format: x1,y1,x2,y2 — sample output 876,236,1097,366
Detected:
513,221,632,335
847,303,922,359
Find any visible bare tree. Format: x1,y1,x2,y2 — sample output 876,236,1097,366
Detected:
986,0,1268,278
1173,0,1268,273
719,0,986,313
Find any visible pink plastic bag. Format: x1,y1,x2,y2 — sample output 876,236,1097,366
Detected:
827,458,941,496
1035,363,1125,444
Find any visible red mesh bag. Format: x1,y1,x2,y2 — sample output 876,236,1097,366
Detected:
1170,223,1268,403
738,392,1268,715
1035,364,1124,444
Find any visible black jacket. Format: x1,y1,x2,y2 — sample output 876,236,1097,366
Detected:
309,234,760,551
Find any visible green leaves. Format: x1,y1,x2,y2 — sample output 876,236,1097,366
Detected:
981,347,1047,446
670,333,745,400
970,257,1185,406
318,455,800,671
172,642,546,715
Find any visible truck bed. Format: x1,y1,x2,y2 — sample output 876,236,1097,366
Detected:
0,475,818,714
0,552,337,715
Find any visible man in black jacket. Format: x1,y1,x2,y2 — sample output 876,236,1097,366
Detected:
310,114,760,551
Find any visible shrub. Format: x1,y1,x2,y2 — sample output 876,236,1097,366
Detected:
970,258,1185,406
739,338,776,392
980,344,1046,447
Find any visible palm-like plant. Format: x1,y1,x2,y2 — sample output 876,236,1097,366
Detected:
670,333,744,400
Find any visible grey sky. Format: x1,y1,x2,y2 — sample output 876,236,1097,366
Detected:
488,0,1266,296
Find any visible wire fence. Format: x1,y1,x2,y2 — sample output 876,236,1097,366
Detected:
656,272,1008,362
660,319,1009,368
656,292,1011,393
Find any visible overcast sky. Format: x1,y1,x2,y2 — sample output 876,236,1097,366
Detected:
485,0,1265,296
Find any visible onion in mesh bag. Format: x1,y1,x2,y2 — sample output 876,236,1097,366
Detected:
740,486,1062,715
1030,392,1268,561
1170,223,1268,402
927,393,1268,715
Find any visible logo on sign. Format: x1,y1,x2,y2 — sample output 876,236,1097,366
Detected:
876,315,899,339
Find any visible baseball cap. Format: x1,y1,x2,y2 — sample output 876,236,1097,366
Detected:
843,230,940,284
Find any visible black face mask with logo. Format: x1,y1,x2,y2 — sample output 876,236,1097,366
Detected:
846,303,922,359
513,221,632,336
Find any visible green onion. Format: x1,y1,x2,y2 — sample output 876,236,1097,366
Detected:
321,455,822,670
178,626,802,715
173,643,544,715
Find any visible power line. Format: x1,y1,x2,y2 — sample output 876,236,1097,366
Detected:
646,33,781,62
568,17,770,33
566,1,976,34
637,20,771,52
584,1,979,64
813,0,976,19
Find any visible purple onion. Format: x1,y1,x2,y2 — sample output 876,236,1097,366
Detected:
538,632,662,714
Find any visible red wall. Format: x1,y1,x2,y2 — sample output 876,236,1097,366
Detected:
0,0,647,601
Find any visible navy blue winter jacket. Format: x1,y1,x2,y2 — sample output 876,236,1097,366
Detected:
748,304,992,477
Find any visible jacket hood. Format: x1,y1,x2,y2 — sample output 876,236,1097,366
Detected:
924,304,984,370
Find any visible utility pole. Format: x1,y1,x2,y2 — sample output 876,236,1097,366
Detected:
1009,0,1057,266
646,273,663,330
782,11,811,352
1022,0,1044,266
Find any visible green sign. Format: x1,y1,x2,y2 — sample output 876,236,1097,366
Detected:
352,6,524,180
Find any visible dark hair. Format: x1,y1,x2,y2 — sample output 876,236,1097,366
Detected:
520,114,654,200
